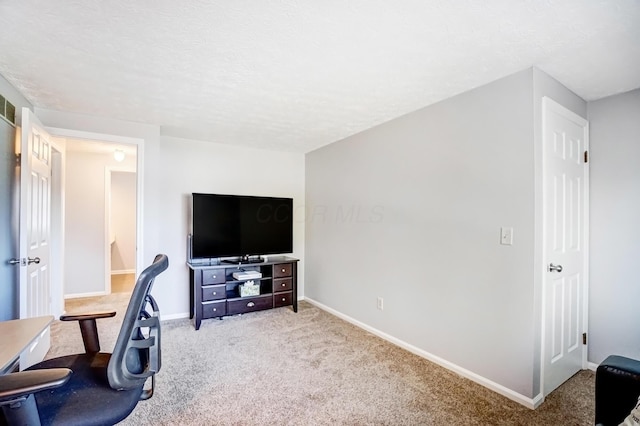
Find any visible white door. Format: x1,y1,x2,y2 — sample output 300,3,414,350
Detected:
19,108,52,368
542,97,589,396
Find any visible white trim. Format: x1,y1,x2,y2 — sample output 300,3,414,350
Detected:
64,290,108,299
305,297,541,409
49,139,66,318
583,120,590,371
46,127,142,146
111,269,136,275
104,167,112,295
538,98,547,398
539,96,590,396
588,362,599,371
161,312,190,321
542,97,589,126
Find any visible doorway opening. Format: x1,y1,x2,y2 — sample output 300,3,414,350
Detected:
106,168,137,295
46,128,144,315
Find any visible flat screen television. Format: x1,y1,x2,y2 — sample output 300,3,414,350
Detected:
190,193,293,261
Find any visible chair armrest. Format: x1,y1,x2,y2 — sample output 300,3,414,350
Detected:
59,311,116,353
0,368,72,403
60,311,116,322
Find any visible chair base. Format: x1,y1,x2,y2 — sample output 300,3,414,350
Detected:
2,394,41,426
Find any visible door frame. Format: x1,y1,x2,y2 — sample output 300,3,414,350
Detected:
49,140,65,317
45,127,145,301
538,96,590,398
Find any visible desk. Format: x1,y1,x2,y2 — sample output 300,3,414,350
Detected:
0,316,53,374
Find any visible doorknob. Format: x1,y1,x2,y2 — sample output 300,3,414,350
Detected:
28,257,41,265
8,258,22,265
548,263,563,273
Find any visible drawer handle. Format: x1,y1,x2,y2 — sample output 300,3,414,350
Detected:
281,268,286,273
247,302,255,308
213,308,217,312
281,283,286,287
212,291,217,295
212,274,217,279
282,298,286,302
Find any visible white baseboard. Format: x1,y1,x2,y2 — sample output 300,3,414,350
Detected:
588,362,599,371
111,269,135,275
64,291,108,299
162,312,190,321
305,297,539,409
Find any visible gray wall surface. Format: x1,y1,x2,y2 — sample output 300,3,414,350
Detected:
0,118,17,320
306,69,538,397
306,68,591,400
588,88,640,363
0,74,32,319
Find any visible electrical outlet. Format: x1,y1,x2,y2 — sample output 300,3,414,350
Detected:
377,297,384,311
500,227,513,245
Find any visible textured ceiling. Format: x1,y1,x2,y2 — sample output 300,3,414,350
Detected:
0,1,639,153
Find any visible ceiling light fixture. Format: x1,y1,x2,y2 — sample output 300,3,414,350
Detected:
114,149,125,162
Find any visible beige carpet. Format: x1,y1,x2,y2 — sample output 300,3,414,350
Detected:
50,297,594,425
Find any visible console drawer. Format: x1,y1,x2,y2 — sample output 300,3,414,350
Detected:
274,291,293,308
273,263,292,278
202,269,225,285
227,295,272,315
202,301,226,318
202,284,226,301
273,278,292,292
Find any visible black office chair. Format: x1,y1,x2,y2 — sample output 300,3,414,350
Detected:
0,254,169,426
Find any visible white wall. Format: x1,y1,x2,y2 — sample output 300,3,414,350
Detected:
64,150,136,296
588,88,640,363
157,136,305,318
110,171,136,272
306,69,538,399
33,108,305,319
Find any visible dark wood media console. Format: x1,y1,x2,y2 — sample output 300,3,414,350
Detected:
187,256,298,330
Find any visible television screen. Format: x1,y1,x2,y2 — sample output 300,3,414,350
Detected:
191,193,293,259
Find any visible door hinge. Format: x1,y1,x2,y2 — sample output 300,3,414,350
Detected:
584,151,588,163
582,333,587,345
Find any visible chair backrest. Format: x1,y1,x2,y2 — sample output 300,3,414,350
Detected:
107,254,169,395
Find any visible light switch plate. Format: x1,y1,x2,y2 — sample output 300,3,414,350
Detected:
500,227,513,245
